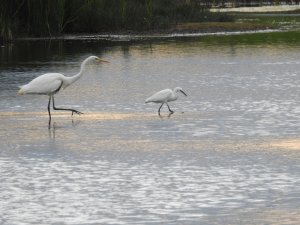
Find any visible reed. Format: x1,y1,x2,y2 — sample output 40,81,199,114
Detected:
0,0,230,41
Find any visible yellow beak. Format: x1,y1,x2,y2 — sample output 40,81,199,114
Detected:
96,58,110,63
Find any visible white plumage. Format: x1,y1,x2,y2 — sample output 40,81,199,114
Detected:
145,87,187,114
19,73,66,95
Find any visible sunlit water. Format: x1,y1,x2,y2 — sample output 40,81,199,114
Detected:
1,33,300,224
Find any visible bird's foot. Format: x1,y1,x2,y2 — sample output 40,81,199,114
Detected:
72,110,84,116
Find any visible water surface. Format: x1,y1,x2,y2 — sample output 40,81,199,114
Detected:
1,32,300,224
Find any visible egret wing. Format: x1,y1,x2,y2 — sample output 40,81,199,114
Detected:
19,73,63,95
145,89,172,103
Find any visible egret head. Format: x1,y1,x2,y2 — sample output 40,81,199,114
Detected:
86,56,110,63
174,87,187,96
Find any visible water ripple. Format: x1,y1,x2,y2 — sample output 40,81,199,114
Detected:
1,154,299,224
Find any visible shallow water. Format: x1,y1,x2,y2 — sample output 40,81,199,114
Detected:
1,33,300,224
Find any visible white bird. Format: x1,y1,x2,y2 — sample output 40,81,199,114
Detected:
145,87,187,115
18,56,109,126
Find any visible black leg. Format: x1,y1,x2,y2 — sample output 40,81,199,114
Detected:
166,103,174,114
52,96,83,115
48,96,52,129
158,103,164,115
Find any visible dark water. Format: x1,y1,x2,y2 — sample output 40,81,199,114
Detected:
1,32,300,224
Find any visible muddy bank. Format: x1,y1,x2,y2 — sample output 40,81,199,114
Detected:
15,22,279,42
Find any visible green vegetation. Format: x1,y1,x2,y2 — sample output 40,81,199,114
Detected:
197,30,300,45
0,0,232,42
171,10,300,34
232,12,300,31
234,12,300,23
174,21,272,33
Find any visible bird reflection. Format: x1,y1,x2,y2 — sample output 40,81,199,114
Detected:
48,118,81,128
48,122,56,140
71,119,81,127
159,112,173,119
48,119,81,140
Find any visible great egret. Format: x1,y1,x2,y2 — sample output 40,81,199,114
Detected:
145,87,187,115
18,56,109,126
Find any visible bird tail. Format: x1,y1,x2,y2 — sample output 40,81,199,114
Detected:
145,97,151,103
18,85,26,95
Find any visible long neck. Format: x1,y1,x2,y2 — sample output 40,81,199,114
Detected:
169,89,178,101
65,58,89,85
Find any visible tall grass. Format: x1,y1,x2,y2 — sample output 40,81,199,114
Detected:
0,0,20,42
0,0,231,42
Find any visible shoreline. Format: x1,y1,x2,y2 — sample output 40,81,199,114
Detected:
7,12,300,43
210,5,300,13
15,27,282,42
7,8,300,43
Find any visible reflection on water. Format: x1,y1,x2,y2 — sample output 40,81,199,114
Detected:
0,33,300,224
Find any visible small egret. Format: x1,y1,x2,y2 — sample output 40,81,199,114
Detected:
145,87,187,115
18,56,109,126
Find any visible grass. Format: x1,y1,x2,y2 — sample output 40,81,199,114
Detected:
174,21,275,32
232,12,300,30
196,30,300,46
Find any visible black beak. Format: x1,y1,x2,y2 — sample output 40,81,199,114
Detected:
180,90,187,96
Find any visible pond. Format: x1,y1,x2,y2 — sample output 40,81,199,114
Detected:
0,31,300,224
